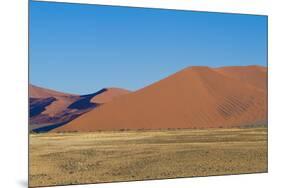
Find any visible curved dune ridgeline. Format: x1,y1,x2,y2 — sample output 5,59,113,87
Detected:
53,65,267,132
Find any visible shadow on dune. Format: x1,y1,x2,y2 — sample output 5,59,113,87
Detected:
32,118,77,133
30,89,109,133
29,97,56,117
68,88,107,110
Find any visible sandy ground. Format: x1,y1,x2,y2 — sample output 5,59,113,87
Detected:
29,128,267,187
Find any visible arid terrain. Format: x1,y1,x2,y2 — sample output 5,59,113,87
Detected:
29,65,268,187
29,127,267,187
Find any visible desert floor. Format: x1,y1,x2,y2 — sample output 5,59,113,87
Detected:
29,128,267,187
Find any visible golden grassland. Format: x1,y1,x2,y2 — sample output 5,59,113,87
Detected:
29,128,267,187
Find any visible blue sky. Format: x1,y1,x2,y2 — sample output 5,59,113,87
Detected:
29,1,267,94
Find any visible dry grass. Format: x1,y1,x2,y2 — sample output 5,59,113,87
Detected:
29,128,267,187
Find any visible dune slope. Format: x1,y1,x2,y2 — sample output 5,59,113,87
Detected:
53,66,267,132
215,65,267,90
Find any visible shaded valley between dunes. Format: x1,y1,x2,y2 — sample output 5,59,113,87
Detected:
29,85,131,132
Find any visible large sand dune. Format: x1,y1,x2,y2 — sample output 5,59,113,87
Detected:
54,66,267,132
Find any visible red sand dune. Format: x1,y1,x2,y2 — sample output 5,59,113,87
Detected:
53,65,267,132
29,85,130,131
29,84,76,98
30,85,80,117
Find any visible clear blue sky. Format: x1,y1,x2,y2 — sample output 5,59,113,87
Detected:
29,1,267,95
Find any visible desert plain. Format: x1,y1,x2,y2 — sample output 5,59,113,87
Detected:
29,127,267,187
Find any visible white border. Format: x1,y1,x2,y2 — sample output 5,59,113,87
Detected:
35,0,269,15
1,0,281,188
